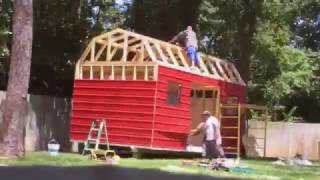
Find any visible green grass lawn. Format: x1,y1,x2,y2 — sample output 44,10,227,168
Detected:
0,152,319,180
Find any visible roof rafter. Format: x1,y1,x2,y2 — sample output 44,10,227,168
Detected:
76,28,245,86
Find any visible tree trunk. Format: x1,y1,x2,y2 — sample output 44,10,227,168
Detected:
0,0,33,157
132,0,201,40
236,0,262,83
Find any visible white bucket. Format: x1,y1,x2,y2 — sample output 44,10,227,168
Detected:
48,143,60,156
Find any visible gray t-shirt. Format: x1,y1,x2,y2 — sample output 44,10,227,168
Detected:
184,30,198,48
173,30,198,49
203,116,219,141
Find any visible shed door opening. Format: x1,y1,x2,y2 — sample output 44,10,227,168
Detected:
188,85,219,148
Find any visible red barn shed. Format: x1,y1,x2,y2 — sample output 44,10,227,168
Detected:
70,29,247,157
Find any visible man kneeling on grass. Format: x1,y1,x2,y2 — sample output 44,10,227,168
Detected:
189,110,225,163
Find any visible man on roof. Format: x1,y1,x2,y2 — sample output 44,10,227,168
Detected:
169,26,201,71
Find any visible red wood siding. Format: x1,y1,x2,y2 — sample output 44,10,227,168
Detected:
152,66,246,151
70,66,246,152
70,80,157,147
151,67,191,149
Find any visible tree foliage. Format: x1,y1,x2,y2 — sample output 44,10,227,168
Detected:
197,0,263,82
250,25,314,104
0,0,11,57
248,0,320,121
0,0,319,122
196,0,319,121
131,0,201,40
0,0,130,96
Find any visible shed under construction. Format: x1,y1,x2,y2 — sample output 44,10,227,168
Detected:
70,28,248,157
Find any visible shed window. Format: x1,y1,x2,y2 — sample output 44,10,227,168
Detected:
196,90,203,98
204,90,218,98
167,82,181,106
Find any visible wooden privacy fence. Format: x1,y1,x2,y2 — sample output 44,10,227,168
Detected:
244,105,269,157
247,121,320,160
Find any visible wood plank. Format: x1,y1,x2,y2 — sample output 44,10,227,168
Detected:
108,47,118,61
237,104,241,158
94,40,108,62
90,41,95,62
111,42,141,53
122,34,128,62
79,66,83,79
130,42,143,50
221,62,237,82
198,55,209,74
74,61,80,79
215,62,231,82
100,66,104,80
229,64,240,82
111,65,115,80
153,64,158,81
144,41,157,62
82,61,156,66
89,66,93,79
128,37,140,45
131,53,138,62
176,49,189,69
166,47,179,65
144,66,148,80
208,63,223,80
202,55,245,84
94,29,118,40
116,28,182,52
207,61,219,76
96,38,107,45
133,66,137,80
79,41,93,63
204,54,224,64
154,43,167,62
111,34,125,43
122,66,126,80
230,63,245,85
107,34,112,61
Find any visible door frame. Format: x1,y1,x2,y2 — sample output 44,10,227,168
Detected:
190,83,221,117
188,83,221,147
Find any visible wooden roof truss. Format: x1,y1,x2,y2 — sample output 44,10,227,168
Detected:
75,28,245,86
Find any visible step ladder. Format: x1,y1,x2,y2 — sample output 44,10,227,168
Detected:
219,104,241,158
82,119,115,159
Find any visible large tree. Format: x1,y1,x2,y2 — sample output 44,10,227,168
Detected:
248,0,319,121
198,0,263,83
131,0,201,40
0,0,33,157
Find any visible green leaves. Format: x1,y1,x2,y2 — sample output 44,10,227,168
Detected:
247,0,320,121
250,23,315,119
0,0,11,58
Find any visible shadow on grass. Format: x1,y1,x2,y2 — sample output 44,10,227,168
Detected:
0,165,241,180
